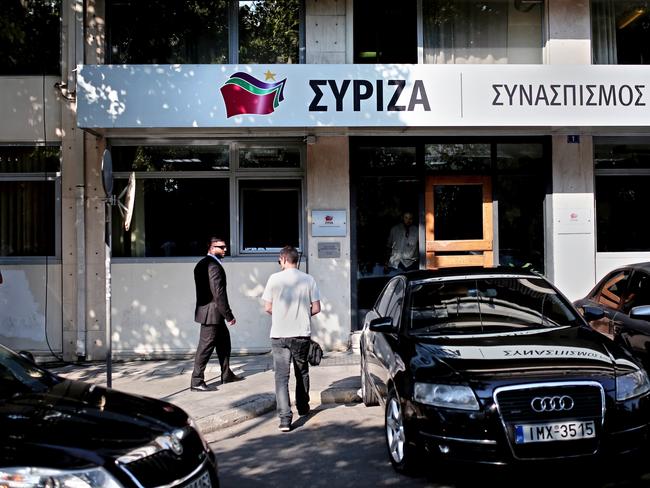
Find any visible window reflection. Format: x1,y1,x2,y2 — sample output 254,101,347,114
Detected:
423,0,543,64
238,0,300,64
593,0,650,64
0,0,60,75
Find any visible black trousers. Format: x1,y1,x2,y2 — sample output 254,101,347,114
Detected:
191,322,232,386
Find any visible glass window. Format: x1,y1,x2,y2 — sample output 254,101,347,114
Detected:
409,277,577,334
112,178,229,258
357,147,417,172
112,145,229,172
423,0,543,64
0,0,61,75
238,0,301,64
105,0,303,64
592,0,650,64
622,271,650,312
495,143,545,272
375,280,398,316
353,0,417,63
239,146,301,168
595,270,631,309
0,146,60,257
425,144,491,173
106,0,229,64
386,279,405,326
595,138,650,252
239,179,301,252
434,184,484,240
110,142,304,258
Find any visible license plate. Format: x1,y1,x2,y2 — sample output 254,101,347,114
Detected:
183,470,212,488
514,420,596,444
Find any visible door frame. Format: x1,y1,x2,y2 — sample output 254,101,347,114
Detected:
425,175,493,269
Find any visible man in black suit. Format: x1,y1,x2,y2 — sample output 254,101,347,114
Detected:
190,237,242,391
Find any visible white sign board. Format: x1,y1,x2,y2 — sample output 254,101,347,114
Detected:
77,64,650,129
312,210,346,237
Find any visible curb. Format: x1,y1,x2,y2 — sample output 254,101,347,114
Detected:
196,388,361,433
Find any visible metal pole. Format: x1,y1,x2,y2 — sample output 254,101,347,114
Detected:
105,199,113,388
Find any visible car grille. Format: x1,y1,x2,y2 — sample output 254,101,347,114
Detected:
119,429,208,488
494,382,604,460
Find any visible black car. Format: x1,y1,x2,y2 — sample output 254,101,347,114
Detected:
574,262,650,369
0,344,219,488
360,267,650,475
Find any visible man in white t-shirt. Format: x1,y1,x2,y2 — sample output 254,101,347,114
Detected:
262,246,321,432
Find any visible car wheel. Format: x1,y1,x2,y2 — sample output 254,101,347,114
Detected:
385,388,421,476
360,357,379,406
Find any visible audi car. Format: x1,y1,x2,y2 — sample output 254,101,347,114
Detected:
574,262,650,369
360,268,650,475
0,343,219,488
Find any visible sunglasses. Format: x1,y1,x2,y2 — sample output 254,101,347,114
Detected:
212,245,227,250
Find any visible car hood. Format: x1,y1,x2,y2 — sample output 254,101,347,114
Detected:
412,325,639,383
0,379,188,469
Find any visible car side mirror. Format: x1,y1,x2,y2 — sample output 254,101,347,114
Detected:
368,316,395,333
18,350,35,363
630,305,650,321
582,306,605,322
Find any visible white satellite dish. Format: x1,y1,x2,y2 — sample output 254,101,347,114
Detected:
117,172,136,231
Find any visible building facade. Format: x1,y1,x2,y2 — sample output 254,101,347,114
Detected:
2,0,650,361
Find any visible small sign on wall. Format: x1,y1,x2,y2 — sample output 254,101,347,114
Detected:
318,242,341,258
312,210,347,237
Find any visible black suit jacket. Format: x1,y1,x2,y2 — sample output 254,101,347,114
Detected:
194,256,234,325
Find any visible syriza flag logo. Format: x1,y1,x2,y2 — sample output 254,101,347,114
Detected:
220,70,287,118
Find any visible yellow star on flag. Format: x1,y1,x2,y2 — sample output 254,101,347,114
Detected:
264,70,276,81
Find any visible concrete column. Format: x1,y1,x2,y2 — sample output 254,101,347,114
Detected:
548,135,596,301
545,0,591,64
306,136,351,351
82,0,108,361
60,0,86,360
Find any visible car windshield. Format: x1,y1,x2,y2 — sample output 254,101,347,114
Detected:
408,277,579,335
0,345,60,398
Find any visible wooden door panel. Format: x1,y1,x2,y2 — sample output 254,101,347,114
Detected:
425,175,493,269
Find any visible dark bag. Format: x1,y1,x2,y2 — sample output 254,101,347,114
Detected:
307,339,323,366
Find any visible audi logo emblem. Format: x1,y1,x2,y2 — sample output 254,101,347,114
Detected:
530,395,575,412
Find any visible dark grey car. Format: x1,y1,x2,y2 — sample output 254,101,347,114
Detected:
574,262,650,369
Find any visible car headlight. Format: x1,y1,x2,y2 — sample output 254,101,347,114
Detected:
0,467,122,488
616,369,650,401
413,382,480,410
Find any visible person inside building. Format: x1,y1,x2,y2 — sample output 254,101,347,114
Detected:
262,245,321,432
385,211,419,273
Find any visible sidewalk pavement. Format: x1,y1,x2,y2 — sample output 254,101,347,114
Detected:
51,351,361,434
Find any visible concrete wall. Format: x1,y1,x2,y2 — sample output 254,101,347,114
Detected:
306,0,347,64
110,260,278,358
0,77,62,143
0,264,63,354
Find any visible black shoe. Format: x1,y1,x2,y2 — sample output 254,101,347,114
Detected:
278,419,292,432
222,373,244,384
297,407,310,416
190,383,216,392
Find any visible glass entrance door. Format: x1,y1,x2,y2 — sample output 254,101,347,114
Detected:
425,175,493,268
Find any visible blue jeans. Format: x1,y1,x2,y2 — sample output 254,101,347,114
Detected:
271,337,310,422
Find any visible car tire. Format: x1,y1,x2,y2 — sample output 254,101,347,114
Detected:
385,387,421,476
360,357,379,406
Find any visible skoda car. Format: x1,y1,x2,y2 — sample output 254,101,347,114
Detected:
360,268,650,475
0,344,219,488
